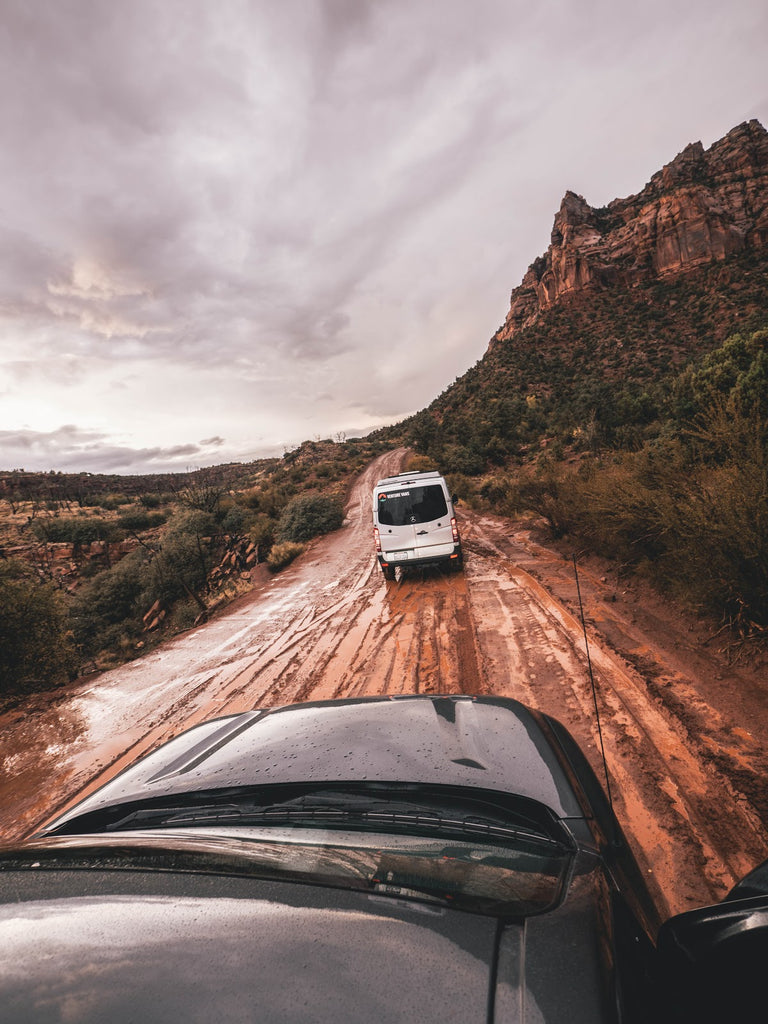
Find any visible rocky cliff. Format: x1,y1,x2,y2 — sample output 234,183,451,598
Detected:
494,119,768,344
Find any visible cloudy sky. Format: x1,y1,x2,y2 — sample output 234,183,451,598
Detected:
1,0,766,474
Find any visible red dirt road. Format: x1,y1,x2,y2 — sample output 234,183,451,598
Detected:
1,450,766,920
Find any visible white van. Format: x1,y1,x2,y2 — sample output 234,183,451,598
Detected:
372,470,463,579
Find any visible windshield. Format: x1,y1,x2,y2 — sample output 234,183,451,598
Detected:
43,783,573,917
377,485,448,526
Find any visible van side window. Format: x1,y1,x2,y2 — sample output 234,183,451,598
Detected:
378,486,448,526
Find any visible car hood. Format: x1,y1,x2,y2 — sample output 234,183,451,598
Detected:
44,696,584,834
0,860,612,1024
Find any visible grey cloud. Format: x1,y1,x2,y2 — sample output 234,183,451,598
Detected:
0,425,227,474
1,0,766,474
1,1,544,376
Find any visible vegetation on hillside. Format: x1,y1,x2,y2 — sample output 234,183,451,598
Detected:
386,247,768,471
386,312,768,657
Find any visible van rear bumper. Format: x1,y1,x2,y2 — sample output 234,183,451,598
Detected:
378,543,463,571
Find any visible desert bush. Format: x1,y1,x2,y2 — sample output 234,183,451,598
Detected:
266,541,305,572
247,513,276,550
655,406,768,634
249,484,292,518
31,517,122,546
117,511,167,533
147,511,219,607
99,493,131,510
442,444,486,476
402,454,439,474
508,465,584,538
138,493,164,509
443,472,475,507
653,461,767,630
166,597,202,632
219,501,264,538
178,471,225,515
69,549,151,656
523,402,767,640
0,560,77,695
277,494,345,544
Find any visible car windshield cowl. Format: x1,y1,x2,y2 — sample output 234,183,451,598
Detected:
107,802,564,851
46,782,572,851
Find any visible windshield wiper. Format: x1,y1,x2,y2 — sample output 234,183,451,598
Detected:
108,793,565,849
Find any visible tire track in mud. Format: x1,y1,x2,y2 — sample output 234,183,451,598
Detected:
0,450,486,837
282,568,484,702
462,516,768,916
0,453,405,841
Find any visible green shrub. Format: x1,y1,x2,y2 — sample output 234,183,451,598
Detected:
247,514,276,550
164,510,218,540
266,541,305,572
100,493,130,510
442,444,486,476
0,561,77,694
69,550,151,656
221,504,247,536
31,517,122,546
277,494,345,543
167,597,202,632
519,403,767,641
147,511,218,607
117,511,167,532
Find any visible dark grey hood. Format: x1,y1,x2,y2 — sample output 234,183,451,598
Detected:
44,696,583,834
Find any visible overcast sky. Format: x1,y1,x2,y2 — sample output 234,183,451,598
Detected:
1,0,766,474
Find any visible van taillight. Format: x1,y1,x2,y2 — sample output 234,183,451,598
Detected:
451,517,459,542
373,527,382,552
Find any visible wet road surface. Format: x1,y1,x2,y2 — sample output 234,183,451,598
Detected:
1,449,766,918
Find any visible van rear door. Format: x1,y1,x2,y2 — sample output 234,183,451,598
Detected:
375,484,453,562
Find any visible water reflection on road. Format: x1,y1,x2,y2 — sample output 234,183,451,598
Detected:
0,451,408,840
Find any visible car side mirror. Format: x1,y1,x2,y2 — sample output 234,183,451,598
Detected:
724,857,768,901
452,494,459,504
657,893,768,1023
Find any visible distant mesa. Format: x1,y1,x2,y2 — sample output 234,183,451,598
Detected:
492,119,768,348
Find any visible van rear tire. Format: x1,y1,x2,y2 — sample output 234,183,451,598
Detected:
382,565,396,581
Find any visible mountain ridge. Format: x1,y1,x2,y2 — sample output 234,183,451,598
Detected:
492,119,768,348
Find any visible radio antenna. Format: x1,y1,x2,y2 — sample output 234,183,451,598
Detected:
572,554,613,809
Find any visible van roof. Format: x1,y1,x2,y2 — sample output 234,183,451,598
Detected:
375,470,444,488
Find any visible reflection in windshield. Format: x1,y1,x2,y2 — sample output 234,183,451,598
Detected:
377,486,448,526
126,826,570,917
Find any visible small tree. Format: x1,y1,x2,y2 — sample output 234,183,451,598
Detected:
0,561,77,696
178,469,226,515
277,494,345,544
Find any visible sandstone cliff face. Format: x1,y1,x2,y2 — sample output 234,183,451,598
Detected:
495,120,768,344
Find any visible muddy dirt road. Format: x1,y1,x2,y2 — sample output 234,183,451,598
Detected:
1,449,767,920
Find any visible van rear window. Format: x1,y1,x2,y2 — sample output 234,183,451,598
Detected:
377,485,448,526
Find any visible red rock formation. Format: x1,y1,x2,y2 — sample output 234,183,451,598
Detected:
494,120,768,344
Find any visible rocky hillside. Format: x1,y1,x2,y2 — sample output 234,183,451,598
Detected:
384,120,768,469
493,119,768,346
379,122,768,648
